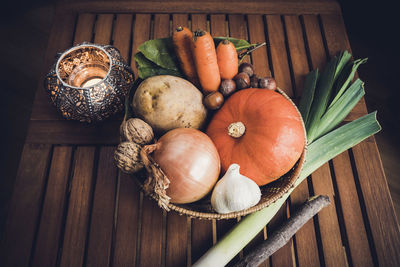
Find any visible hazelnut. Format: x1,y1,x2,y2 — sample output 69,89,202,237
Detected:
259,77,277,90
250,75,260,88
234,72,250,90
238,62,254,77
204,91,224,110
219,79,237,97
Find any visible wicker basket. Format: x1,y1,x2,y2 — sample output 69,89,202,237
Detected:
136,87,307,220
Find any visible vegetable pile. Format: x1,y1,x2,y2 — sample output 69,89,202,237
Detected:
113,25,380,264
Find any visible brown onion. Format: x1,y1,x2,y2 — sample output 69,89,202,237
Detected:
153,128,220,204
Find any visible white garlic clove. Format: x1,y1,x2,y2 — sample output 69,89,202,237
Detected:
211,163,261,214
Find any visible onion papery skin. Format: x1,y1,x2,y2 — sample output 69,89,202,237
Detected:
206,88,305,186
153,128,221,204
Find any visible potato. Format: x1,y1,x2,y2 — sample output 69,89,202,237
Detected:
132,75,207,133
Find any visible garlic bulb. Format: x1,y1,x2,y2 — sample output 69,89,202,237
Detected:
211,164,261,214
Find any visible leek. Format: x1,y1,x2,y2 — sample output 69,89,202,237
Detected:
193,51,379,267
193,113,381,267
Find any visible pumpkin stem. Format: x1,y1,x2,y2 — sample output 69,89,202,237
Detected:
228,122,246,138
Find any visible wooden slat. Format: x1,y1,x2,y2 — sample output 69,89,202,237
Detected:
138,198,165,266
311,163,348,266
94,14,114,44
190,14,207,31
332,151,374,266
262,14,295,267
138,14,168,267
210,14,226,36
228,14,250,64
130,14,151,77
283,15,309,95
59,146,96,267
187,13,213,266
0,144,51,267
244,14,270,267
110,13,141,266
112,172,141,266
29,12,76,122
352,142,400,266
86,146,118,267
31,146,73,267
113,14,133,61
265,15,293,97
59,1,342,15
74,13,96,45
321,13,400,266
191,219,213,263
283,14,320,267
172,14,189,30
26,120,120,144
302,15,327,70
268,203,295,267
166,212,189,267
166,14,190,267
247,15,270,77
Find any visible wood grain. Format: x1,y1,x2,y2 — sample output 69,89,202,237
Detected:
191,219,213,264
265,15,293,97
166,212,189,267
332,151,374,266
311,163,348,267
247,15,270,77
228,14,250,64
59,146,96,267
94,14,114,44
172,14,189,30
283,14,320,267
29,12,76,122
86,146,118,267
0,144,51,267
74,13,96,45
321,13,400,266
137,14,168,267
130,14,151,76
113,14,134,61
190,14,207,31
112,172,141,267
58,1,342,15
31,146,73,267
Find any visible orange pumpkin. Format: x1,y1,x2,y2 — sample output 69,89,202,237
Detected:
206,88,305,186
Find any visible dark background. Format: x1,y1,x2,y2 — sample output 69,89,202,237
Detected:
1,0,399,239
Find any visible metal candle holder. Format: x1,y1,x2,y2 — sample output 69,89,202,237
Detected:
44,43,134,122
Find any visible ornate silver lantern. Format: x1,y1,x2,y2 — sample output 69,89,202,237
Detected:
44,43,134,122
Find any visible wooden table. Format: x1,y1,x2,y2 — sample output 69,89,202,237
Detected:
1,1,399,266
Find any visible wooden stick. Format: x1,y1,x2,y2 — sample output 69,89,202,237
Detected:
234,195,330,267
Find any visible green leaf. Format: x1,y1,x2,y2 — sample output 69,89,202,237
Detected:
302,111,381,177
316,79,365,137
334,50,352,80
298,69,319,125
193,112,381,267
329,57,368,108
306,55,339,142
138,37,180,71
134,52,182,79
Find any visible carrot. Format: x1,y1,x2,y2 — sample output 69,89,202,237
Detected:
172,26,199,87
192,30,221,94
217,39,238,80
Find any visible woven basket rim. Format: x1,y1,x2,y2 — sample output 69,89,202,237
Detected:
140,87,307,220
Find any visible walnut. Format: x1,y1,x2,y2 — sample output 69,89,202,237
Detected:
120,118,154,145
114,142,144,174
